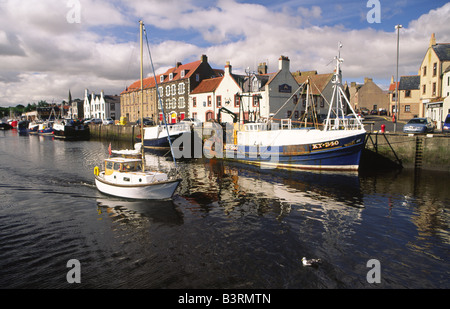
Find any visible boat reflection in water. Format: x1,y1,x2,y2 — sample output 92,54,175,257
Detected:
177,158,364,226
96,197,184,227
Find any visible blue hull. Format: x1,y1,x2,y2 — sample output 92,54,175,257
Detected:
139,133,185,150
225,133,366,171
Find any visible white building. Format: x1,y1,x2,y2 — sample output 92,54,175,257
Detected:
189,61,271,123
443,67,450,120
83,89,121,121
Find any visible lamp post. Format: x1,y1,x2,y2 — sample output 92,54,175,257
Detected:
394,24,402,132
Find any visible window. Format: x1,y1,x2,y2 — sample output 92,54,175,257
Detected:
193,97,197,108
432,82,436,96
178,97,185,109
192,112,197,119
320,97,324,108
169,73,173,81
433,63,437,77
206,111,214,121
171,84,176,96
160,75,164,83
253,95,259,107
158,87,163,97
293,95,298,105
196,74,200,82
207,96,212,107
181,70,185,78
216,95,222,107
287,110,292,118
423,66,427,76
405,90,411,98
166,86,170,96
294,110,299,119
234,94,240,107
405,105,410,112
423,84,426,95
178,83,185,94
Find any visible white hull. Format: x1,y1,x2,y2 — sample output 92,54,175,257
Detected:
95,175,180,200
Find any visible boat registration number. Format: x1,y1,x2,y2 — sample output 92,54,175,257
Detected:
311,140,340,150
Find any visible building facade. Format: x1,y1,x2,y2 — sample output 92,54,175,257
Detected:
84,89,121,120
120,55,218,124
420,33,450,128
397,75,421,120
349,77,389,114
293,71,334,121
189,61,268,123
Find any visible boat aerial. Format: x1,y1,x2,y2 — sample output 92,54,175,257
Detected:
94,21,181,200
212,43,366,171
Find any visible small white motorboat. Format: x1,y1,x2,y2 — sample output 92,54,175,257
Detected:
94,156,180,200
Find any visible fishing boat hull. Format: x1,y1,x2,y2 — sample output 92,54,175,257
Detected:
213,129,366,171
95,174,181,200
53,122,90,140
139,124,190,150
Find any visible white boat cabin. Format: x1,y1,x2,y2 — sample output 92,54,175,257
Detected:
102,157,168,185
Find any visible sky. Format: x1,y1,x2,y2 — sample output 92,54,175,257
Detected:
0,0,449,108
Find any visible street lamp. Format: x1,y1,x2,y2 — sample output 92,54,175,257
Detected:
394,24,402,132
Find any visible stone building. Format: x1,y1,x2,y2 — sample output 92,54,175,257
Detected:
120,55,218,124
349,77,389,114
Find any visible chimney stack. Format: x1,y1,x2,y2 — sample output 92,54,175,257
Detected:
258,62,267,74
225,61,232,75
278,55,290,71
201,54,208,63
429,33,436,47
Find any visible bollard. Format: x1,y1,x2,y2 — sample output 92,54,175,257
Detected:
381,124,385,133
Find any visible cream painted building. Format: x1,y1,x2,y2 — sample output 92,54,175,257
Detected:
419,33,450,128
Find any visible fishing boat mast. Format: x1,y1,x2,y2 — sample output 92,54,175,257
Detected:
139,20,146,172
324,42,363,131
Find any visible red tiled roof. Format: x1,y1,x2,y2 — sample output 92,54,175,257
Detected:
190,77,223,94
389,82,399,91
121,59,203,95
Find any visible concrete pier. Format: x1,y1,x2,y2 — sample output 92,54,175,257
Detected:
363,132,450,172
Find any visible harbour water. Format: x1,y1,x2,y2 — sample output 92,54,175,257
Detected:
0,129,449,289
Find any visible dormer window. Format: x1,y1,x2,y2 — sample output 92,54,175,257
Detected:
160,75,164,83
169,73,173,81
181,70,185,78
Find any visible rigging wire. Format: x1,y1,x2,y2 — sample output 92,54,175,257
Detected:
142,23,177,168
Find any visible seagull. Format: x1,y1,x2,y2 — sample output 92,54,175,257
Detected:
302,257,321,267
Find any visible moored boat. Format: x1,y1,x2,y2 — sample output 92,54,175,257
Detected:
138,122,191,150
208,43,366,171
53,118,90,140
37,121,54,136
94,21,181,200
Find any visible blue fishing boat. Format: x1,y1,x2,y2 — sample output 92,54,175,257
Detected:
209,44,366,171
137,123,191,150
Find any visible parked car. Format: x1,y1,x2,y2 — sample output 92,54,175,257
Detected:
379,109,387,115
85,118,102,124
181,118,202,127
370,110,378,115
443,114,450,133
360,108,369,116
345,113,364,121
136,117,155,126
103,118,114,125
403,117,435,134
